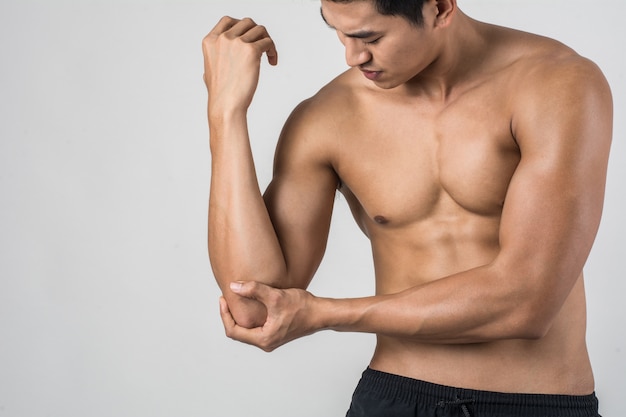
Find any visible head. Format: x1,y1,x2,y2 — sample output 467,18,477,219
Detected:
327,0,427,27
321,0,453,89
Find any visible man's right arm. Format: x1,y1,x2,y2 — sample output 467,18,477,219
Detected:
204,17,338,329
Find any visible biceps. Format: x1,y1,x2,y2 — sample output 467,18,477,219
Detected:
502,65,612,284
497,121,610,305
499,162,597,276
263,166,338,289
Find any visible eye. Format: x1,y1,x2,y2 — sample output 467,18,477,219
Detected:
364,37,381,45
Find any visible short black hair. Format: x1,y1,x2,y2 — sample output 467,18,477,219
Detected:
327,0,426,26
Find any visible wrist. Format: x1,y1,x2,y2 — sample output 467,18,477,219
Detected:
311,296,366,333
208,103,247,125
207,94,249,120
207,106,250,154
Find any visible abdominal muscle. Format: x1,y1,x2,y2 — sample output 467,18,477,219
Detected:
364,215,595,396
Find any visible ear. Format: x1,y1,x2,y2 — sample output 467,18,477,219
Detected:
434,0,456,27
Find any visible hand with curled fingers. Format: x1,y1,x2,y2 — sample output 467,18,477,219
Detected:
202,16,278,114
219,281,321,352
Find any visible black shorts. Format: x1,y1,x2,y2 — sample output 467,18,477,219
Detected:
346,368,600,417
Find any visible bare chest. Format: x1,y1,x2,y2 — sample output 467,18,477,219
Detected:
333,94,520,231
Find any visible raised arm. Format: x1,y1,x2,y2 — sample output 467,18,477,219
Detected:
219,55,613,351
204,17,338,329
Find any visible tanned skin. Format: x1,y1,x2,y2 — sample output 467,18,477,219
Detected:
204,0,612,395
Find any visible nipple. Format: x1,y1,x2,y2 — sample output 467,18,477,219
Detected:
374,215,389,225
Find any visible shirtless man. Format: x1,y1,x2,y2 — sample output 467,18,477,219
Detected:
203,0,612,415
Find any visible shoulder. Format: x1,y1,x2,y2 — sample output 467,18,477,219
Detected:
481,23,607,89
276,69,362,153
285,69,361,130
271,69,361,175
495,28,611,103
496,30,613,143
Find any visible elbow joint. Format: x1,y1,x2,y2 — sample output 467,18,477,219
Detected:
511,308,553,340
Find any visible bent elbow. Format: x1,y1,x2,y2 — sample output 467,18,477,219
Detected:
509,306,554,340
225,294,268,329
518,323,550,340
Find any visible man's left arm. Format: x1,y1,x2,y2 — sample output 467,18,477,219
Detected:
220,56,613,351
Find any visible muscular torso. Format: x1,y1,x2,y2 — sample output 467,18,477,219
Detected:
316,35,594,394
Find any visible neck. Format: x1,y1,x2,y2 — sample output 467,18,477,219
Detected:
404,11,487,101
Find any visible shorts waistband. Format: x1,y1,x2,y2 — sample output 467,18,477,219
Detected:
359,368,600,417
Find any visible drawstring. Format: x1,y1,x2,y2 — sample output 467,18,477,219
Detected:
437,397,474,417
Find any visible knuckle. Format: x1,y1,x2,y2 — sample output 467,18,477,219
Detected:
202,32,219,48
259,339,275,352
274,289,288,303
201,39,211,53
223,326,235,339
220,15,235,24
266,290,281,305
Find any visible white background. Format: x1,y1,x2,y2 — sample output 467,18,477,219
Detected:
0,1,624,416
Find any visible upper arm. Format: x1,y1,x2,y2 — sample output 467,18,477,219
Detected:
263,99,340,289
497,56,612,321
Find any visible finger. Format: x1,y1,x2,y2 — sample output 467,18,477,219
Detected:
230,328,276,352
219,296,257,342
252,37,278,66
238,24,270,42
239,26,279,66
219,297,275,350
203,16,239,61
219,296,237,331
265,41,278,66
224,17,258,38
209,15,240,36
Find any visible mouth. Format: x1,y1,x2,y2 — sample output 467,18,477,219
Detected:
360,68,382,81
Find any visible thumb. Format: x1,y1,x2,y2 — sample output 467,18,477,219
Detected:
229,281,271,301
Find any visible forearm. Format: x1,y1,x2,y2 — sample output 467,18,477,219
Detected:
208,110,288,327
317,264,557,344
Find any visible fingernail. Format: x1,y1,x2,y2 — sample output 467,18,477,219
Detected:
230,281,242,292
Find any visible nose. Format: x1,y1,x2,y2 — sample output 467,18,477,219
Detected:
344,39,371,67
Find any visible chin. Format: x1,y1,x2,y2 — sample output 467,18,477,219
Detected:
372,79,403,90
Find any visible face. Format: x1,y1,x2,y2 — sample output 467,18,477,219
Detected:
321,0,439,89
